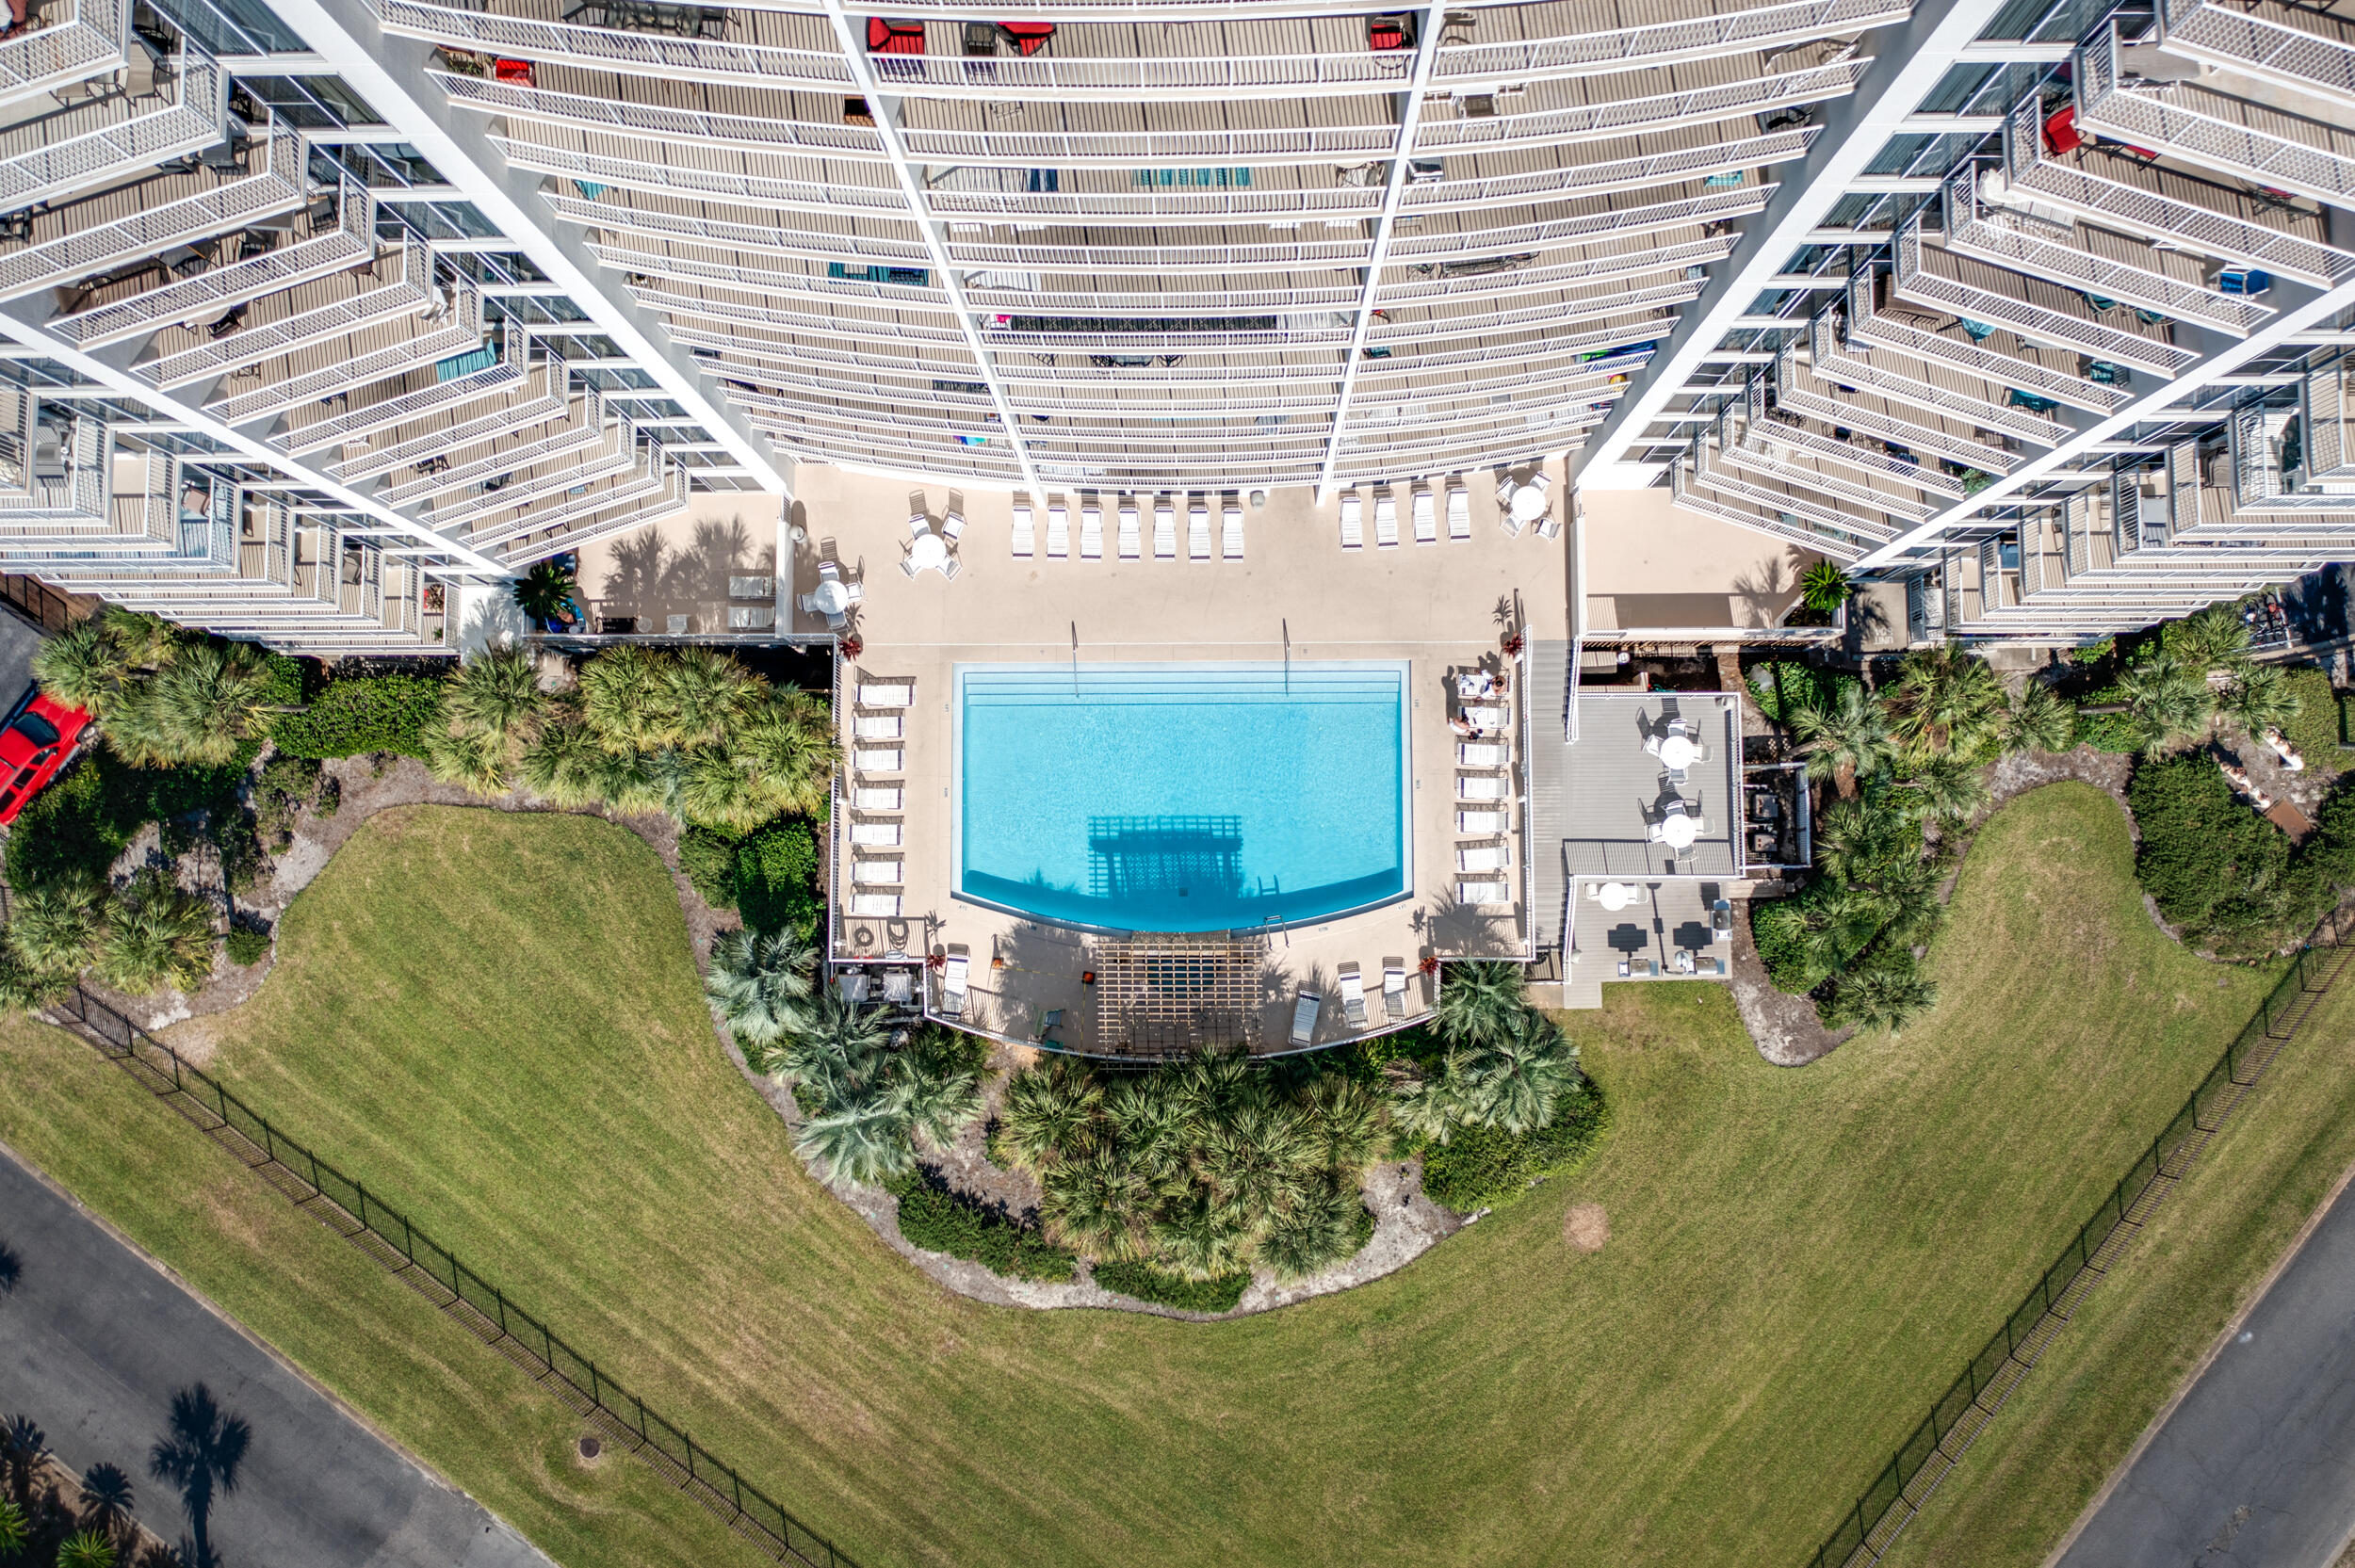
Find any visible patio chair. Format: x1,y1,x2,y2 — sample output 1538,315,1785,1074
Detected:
1456,807,1503,833
853,714,903,740
1012,496,1034,557
850,894,901,918
1412,483,1437,544
819,558,841,583
1222,496,1244,558
908,492,931,537
859,681,914,706
1031,1007,1064,1043
1339,962,1368,1028
843,582,864,604
1153,497,1177,558
941,506,965,545
1047,498,1069,558
1080,497,1103,558
853,858,902,884
1382,959,1408,1019
796,592,821,616
1457,772,1506,801
1461,703,1505,733
1455,842,1508,873
1290,990,1322,1046
941,944,969,1019
854,784,903,811
942,556,962,581
728,606,776,630
1117,497,1140,558
853,746,903,772
1447,477,1470,541
1188,495,1212,559
1458,740,1507,767
901,557,920,578
850,822,901,848
1374,488,1399,548
1340,489,1364,549
1457,880,1509,906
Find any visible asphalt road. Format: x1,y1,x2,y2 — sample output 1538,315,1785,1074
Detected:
0,1140,557,1568
2055,1171,2355,1568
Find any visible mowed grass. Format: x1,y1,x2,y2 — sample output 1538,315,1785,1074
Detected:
0,785,2304,1568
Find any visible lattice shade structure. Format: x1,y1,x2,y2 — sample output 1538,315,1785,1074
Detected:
1089,931,1269,1058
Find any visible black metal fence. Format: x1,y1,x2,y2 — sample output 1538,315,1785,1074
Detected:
1807,906,2355,1568
47,984,854,1568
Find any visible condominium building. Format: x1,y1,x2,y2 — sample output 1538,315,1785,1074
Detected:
0,0,2345,649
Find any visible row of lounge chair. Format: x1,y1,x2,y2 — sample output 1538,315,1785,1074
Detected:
1289,959,1414,1045
1452,666,1514,910
1339,479,1471,549
1012,493,1244,561
846,676,912,918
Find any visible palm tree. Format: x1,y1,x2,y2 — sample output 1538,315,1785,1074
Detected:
577,645,672,754
1883,645,2006,762
774,989,893,1101
737,688,839,818
672,748,766,834
93,871,214,995
515,715,607,807
510,558,577,628
148,1383,249,1568
1147,1189,1250,1281
2168,602,2251,673
1104,1075,1188,1181
706,928,818,1060
663,646,761,749
889,1050,983,1150
1298,1075,1383,1171
1387,1068,1468,1145
97,683,179,768
32,619,129,715
1791,681,1893,797
1204,1098,1313,1216
1827,961,1939,1034
794,1095,915,1186
1453,1010,1581,1134
1799,560,1852,615
145,640,276,765
4,1414,45,1513
11,876,106,975
2218,662,2300,740
1430,960,1526,1047
0,1496,24,1556
2118,652,2214,755
1039,1145,1148,1259
1259,1178,1363,1280
1908,754,1990,825
99,609,181,673
1000,1058,1102,1169
441,646,542,749
2002,679,2077,755
57,1528,117,1568
1815,794,1913,884
422,725,512,797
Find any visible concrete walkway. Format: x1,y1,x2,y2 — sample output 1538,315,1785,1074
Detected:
0,1140,557,1568
2054,1167,2355,1568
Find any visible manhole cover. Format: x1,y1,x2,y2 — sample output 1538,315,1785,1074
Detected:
577,1435,602,1461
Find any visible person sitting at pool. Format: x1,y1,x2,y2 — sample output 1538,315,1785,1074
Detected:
1450,715,1477,737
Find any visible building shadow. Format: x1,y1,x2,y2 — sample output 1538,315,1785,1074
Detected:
593,516,772,634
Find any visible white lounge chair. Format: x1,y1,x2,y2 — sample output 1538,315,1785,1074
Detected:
1188,496,1211,559
858,682,913,707
1458,773,1506,801
1412,483,1437,544
850,894,901,917
1456,808,1504,833
1447,478,1470,542
850,822,901,848
1340,490,1364,549
1456,843,1509,873
854,747,903,773
941,944,969,1019
1290,990,1322,1046
1457,880,1509,906
1117,497,1141,558
1374,488,1399,548
1222,497,1243,559
1047,498,1069,558
853,858,901,884
1382,959,1408,1020
1012,497,1034,557
1153,497,1177,559
1080,498,1103,558
854,785,903,811
1338,962,1367,1028
853,714,903,741
1458,740,1507,767
1460,703,1506,733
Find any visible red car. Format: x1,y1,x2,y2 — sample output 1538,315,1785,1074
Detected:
0,687,91,826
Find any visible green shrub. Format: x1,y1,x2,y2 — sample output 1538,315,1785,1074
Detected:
885,1173,1077,1283
1420,1082,1611,1211
2074,683,2143,753
6,746,252,891
1091,1260,1251,1314
1749,888,1827,993
256,651,309,709
2129,753,2326,956
736,817,821,933
676,826,739,910
223,925,271,966
268,675,443,758
2275,666,2346,777
1745,662,1860,725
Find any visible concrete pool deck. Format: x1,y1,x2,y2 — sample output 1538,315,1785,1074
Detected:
796,463,1568,1054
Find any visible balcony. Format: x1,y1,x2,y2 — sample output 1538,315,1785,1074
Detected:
1429,0,1909,84
1774,340,2016,473
142,236,442,390
1668,442,1877,559
278,318,528,452
329,349,569,481
1809,311,2067,446
0,47,226,213
1843,268,2131,416
0,0,126,112
2155,0,2355,118
375,388,617,505
203,282,484,425
1892,214,2197,378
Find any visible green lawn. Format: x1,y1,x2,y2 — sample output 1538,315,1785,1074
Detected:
0,786,2311,1568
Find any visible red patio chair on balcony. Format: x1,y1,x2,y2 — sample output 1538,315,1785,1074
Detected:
996,21,1054,53
1368,12,1413,49
494,57,535,84
2042,104,2081,154
866,16,926,53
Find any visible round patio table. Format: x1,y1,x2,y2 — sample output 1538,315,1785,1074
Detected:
1508,484,1549,524
1660,811,1698,850
909,532,949,574
1597,881,1637,912
1659,734,1697,770
811,577,851,615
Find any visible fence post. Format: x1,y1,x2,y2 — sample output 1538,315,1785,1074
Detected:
635,1394,647,1440
493,1285,510,1336
399,1214,415,1263
588,1362,600,1408
355,1184,369,1232
306,1149,321,1192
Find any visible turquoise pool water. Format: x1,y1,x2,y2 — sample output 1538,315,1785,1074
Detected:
955,663,1410,932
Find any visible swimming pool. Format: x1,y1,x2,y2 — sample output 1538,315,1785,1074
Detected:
954,662,1411,933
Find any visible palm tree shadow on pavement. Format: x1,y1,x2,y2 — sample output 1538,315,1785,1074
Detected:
0,1237,19,1298
149,1384,249,1568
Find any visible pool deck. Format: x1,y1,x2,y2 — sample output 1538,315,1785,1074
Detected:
799,464,1571,1055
